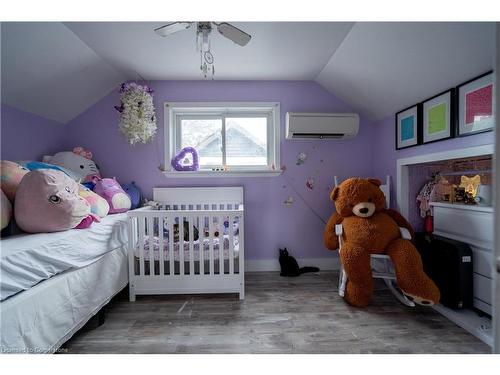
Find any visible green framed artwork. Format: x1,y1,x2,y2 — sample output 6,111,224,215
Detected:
422,89,455,144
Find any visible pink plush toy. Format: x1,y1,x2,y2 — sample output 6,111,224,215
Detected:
93,177,131,214
78,185,110,218
0,160,29,201
14,169,99,233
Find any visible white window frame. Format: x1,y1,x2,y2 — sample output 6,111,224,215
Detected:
164,102,281,177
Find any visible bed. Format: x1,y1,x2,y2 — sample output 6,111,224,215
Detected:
0,213,129,353
127,187,245,301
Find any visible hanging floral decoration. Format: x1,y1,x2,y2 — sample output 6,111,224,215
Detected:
114,82,157,145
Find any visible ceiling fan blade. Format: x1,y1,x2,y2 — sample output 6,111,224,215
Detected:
154,22,194,37
216,23,251,46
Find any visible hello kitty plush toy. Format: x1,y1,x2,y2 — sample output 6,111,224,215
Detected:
43,147,101,184
93,177,131,214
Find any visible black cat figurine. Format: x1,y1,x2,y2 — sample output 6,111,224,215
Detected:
278,248,320,277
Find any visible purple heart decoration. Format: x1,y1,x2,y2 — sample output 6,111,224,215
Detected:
171,147,199,171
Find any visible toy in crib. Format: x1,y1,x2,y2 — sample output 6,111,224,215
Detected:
158,217,200,242
204,217,239,237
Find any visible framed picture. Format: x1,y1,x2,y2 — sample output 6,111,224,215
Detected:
456,71,495,137
422,89,455,144
395,104,420,150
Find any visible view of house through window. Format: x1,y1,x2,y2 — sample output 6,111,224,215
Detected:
171,104,278,171
180,116,268,168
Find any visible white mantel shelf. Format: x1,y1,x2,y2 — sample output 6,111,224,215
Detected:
429,202,494,213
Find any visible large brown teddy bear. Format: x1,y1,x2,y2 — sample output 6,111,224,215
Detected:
324,177,440,308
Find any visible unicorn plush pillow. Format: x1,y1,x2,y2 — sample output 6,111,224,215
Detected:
14,169,97,233
43,147,101,183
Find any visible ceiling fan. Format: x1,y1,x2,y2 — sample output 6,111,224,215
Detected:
154,22,252,79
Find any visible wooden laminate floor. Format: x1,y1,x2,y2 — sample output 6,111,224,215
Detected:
62,271,490,354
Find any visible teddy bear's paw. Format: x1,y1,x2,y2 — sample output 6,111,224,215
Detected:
402,292,435,306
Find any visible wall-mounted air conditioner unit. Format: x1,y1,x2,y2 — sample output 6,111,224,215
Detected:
285,112,359,140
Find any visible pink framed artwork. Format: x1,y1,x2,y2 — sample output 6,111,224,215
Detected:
457,71,495,137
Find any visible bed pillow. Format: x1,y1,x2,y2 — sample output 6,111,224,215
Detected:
0,160,29,201
78,185,110,218
14,169,91,233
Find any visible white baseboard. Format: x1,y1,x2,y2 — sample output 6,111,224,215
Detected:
245,257,340,272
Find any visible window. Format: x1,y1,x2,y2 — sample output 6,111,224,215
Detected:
165,102,280,176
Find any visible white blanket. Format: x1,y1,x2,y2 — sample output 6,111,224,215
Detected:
0,213,128,301
135,235,239,262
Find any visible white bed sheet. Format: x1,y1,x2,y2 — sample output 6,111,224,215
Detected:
0,213,128,301
0,245,128,353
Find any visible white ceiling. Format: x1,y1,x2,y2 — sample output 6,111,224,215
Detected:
1,22,126,123
0,22,495,124
317,22,495,121
64,22,354,81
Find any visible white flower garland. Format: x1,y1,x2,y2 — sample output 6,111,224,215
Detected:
115,83,157,145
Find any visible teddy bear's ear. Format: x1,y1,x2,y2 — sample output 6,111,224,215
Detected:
330,186,340,201
367,178,382,187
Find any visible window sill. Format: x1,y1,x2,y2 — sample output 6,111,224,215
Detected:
162,170,283,178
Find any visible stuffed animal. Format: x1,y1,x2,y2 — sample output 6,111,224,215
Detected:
0,160,29,201
14,169,97,233
122,181,142,209
19,160,82,182
93,177,131,214
324,177,440,308
1,190,12,231
43,147,101,183
78,185,110,218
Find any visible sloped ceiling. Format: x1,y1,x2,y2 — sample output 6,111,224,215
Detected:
316,22,495,121
0,22,495,124
1,22,126,123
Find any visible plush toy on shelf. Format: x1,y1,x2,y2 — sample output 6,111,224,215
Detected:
43,147,101,184
93,177,131,214
14,169,99,233
324,177,440,308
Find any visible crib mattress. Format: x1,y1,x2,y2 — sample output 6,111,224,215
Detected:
135,235,239,262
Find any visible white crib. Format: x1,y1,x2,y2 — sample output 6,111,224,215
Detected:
127,187,245,301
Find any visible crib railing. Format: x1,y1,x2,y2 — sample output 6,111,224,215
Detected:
127,205,245,301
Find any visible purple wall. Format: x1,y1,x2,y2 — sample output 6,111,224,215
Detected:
65,81,375,260
1,104,66,161
371,115,495,210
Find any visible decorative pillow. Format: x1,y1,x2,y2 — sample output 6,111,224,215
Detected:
1,190,12,231
14,169,91,233
93,177,131,214
18,160,82,182
0,160,30,202
78,185,110,218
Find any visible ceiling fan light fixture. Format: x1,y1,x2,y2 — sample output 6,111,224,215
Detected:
154,22,193,37
216,22,251,46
